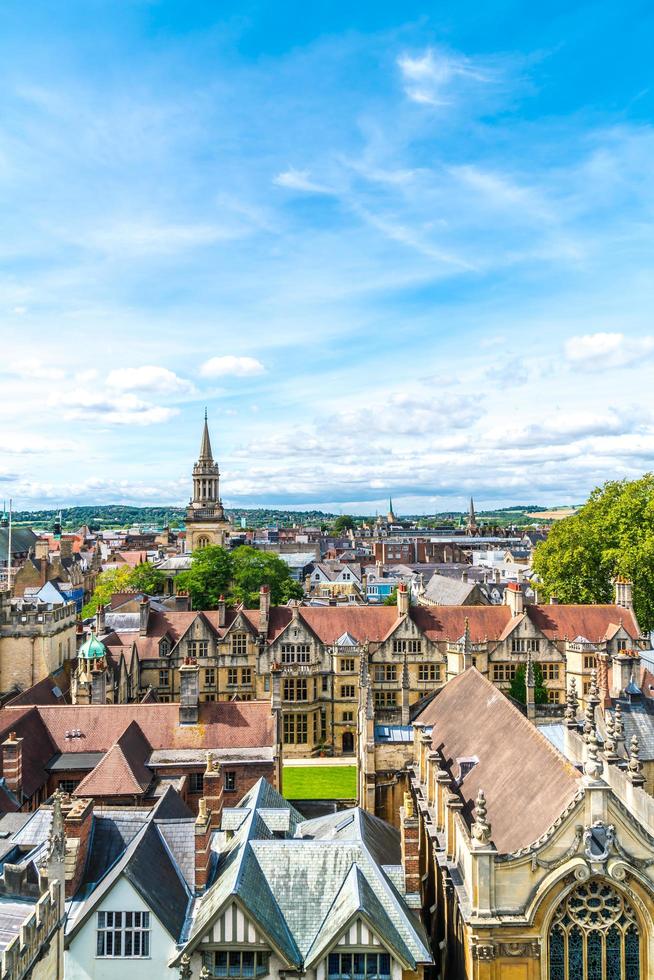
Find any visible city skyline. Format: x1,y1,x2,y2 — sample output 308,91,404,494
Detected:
1,1,654,511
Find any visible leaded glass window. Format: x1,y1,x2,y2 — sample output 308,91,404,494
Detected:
548,879,641,979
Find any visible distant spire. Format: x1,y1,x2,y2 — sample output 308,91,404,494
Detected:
468,496,477,526
199,410,213,461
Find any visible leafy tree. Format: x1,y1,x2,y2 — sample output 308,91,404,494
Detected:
230,546,304,607
532,475,654,631
82,566,135,617
509,663,547,705
129,561,166,595
383,587,398,606
176,545,233,609
332,515,355,535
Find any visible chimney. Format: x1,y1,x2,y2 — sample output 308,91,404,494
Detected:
63,797,94,898
505,581,524,616
179,659,200,724
91,666,107,705
614,576,634,610
194,798,213,892
139,596,150,636
376,560,383,579
494,568,500,584
549,595,559,605
217,595,226,628
40,556,48,587
400,792,420,896
95,603,105,635
259,585,270,638
1,733,23,799
461,569,468,583
60,539,73,560
34,539,49,560
397,582,410,617
612,651,640,696
203,754,224,830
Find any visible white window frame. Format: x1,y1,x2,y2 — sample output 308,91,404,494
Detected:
96,910,151,958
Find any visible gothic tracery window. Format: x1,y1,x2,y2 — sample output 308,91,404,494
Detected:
548,879,641,980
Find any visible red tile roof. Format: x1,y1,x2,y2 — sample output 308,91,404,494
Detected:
74,721,153,797
525,605,639,642
416,668,581,853
0,700,275,755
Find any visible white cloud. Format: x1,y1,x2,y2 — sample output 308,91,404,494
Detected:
106,365,195,395
51,391,178,426
273,168,331,193
397,48,491,107
564,333,654,371
200,356,266,378
7,360,65,380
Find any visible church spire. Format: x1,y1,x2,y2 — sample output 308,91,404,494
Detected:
199,408,213,461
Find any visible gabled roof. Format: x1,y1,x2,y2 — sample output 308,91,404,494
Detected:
415,668,581,853
74,721,153,797
177,780,431,970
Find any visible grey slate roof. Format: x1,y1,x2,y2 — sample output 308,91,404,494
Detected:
0,527,38,562
177,779,431,971
422,573,485,606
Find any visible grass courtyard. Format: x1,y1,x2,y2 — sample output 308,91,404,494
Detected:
282,765,357,800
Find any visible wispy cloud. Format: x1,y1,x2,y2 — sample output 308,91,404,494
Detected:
200,356,266,378
564,333,654,371
273,168,331,193
397,47,493,106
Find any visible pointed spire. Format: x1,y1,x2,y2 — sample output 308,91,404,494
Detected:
199,409,213,461
402,651,410,690
471,788,491,846
47,790,66,864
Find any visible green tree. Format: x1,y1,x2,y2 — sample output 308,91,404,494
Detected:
532,474,654,631
129,561,166,595
230,546,304,607
509,663,548,705
383,586,398,606
82,565,135,617
332,515,355,535
176,545,234,609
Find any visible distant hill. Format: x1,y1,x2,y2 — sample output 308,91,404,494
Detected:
9,502,575,532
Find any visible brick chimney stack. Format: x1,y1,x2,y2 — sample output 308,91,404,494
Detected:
1,733,23,799
63,797,94,898
400,792,420,896
203,753,223,830
60,538,73,560
397,582,410,617
194,797,213,892
179,659,200,724
217,595,226,628
259,585,270,638
505,581,524,616
139,596,150,636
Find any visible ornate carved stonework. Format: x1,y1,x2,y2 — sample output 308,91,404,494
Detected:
498,941,540,958
472,942,495,960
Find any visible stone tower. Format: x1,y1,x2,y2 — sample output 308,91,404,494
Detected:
185,411,231,552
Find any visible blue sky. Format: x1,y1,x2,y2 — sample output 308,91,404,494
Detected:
1,0,654,514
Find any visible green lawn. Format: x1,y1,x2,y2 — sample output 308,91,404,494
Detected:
282,765,357,800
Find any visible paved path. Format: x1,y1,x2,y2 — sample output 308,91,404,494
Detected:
283,757,356,767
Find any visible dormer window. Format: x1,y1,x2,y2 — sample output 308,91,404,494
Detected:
159,638,170,657
204,951,270,978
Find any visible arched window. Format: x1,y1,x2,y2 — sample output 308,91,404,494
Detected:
197,536,210,550
549,879,641,980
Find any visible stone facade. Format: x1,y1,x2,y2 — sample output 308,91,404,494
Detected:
0,592,77,695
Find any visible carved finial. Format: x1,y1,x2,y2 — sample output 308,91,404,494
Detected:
603,711,618,761
403,791,414,818
627,735,646,786
46,790,67,865
588,667,599,705
471,788,492,846
565,677,579,728
200,966,211,980
198,797,208,820
584,728,603,780
614,702,624,740
179,953,192,979
525,648,535,691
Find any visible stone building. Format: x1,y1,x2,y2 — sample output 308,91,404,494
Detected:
184,411,231,552
81,577,644,762
404,667,654,980
0,591,77,697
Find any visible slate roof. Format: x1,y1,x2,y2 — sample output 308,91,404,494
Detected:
0,527,38,561
421,573,487,606
178,779,431,970
415,668,581,853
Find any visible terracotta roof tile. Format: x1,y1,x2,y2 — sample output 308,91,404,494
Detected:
0,700,275,755
526,605,640,642
416,669,581,853
74,720,153,797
